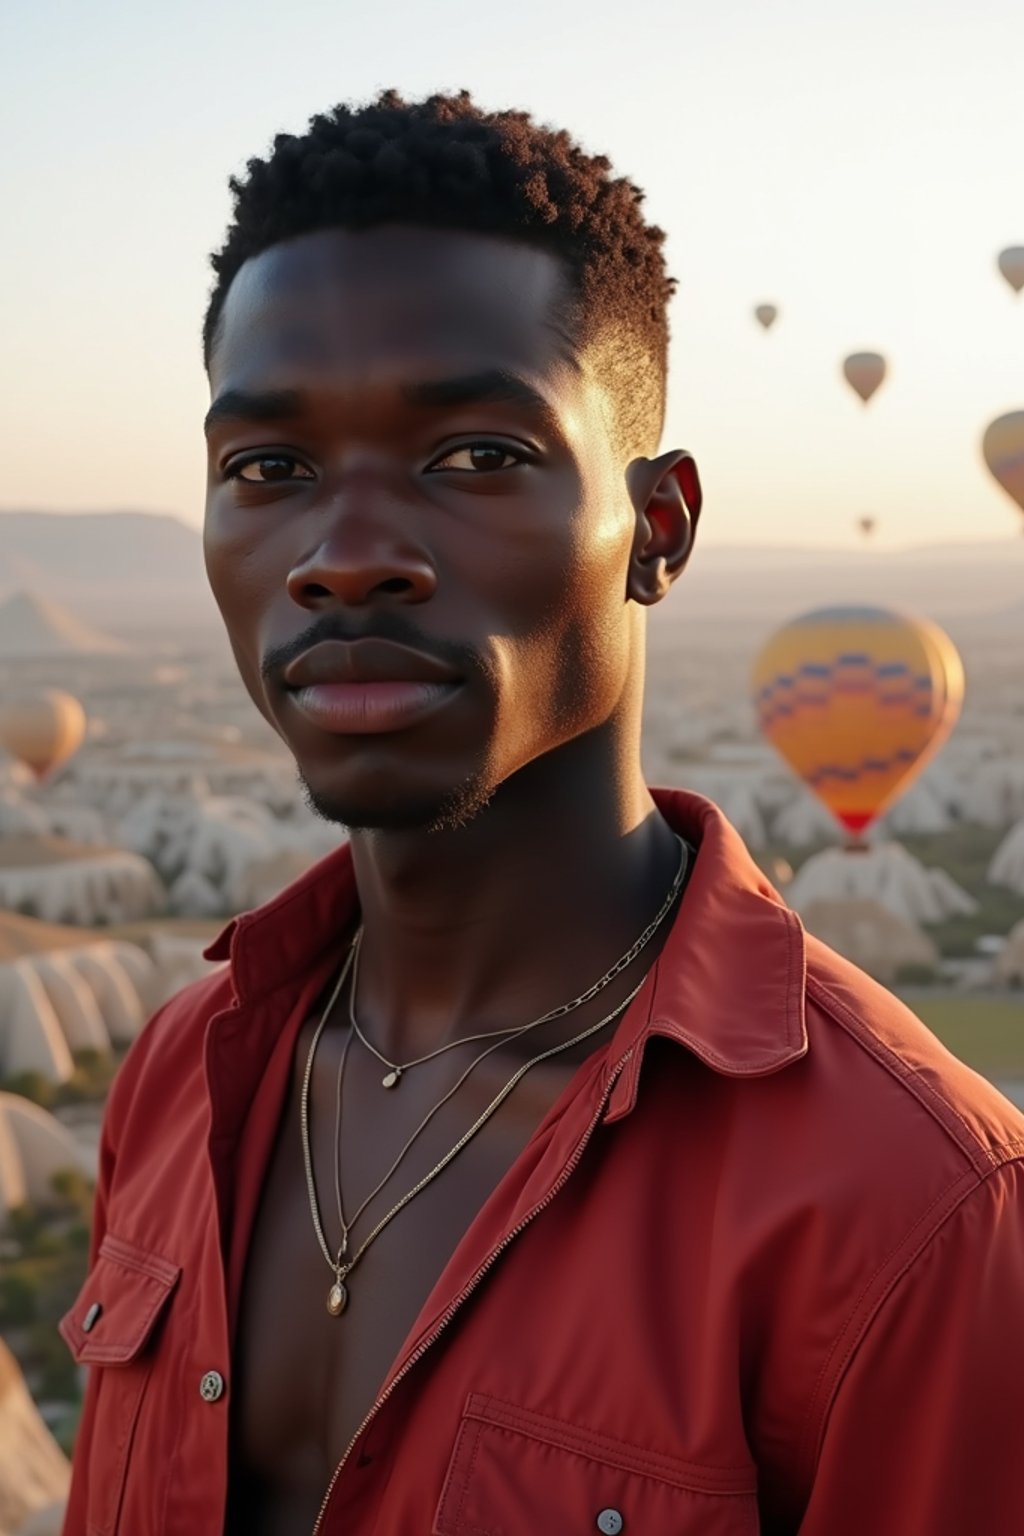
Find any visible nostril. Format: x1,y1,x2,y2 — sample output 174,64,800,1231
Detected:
376,577,412,595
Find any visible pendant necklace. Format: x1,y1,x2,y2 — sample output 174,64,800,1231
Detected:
299,836,692,1316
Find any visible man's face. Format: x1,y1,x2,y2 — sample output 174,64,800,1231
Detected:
204,225,643,831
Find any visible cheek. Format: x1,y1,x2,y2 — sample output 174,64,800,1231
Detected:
487,490,635,731
202,508,279,703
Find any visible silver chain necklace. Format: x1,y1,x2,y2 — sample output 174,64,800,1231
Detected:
299,836,690,1315
349,836,689,1088
305,968,646,1315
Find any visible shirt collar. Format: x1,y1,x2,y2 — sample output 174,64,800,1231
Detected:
204,787,807,1089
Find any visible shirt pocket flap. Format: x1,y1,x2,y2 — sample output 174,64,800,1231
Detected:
435,1393,759,1536
59,1233,181,1366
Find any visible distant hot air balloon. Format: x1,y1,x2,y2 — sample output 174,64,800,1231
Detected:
857,516,877,541
754,304,778,331
752,607,963,844
0,689,87,780
982,411,1024,525
843,352,887,404
997,247,1024,296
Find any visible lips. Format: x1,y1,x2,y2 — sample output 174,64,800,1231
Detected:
282,638,461,690
281,638,462,736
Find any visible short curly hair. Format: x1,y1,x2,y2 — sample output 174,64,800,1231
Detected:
203,90,675,456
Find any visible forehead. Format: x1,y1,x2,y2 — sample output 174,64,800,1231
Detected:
210,225,583,393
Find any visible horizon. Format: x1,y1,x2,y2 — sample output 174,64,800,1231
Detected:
2,505,1021,557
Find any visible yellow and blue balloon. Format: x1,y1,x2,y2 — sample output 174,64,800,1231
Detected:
752,607,963,840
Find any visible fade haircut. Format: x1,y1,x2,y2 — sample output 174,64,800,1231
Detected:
203,90,674,458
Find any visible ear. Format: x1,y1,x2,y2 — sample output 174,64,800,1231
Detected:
625,449,703,606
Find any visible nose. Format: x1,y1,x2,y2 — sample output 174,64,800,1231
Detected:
286,502,438,611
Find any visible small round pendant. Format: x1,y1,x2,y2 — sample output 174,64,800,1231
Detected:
382,1069,401,1089
327,1282,348,1316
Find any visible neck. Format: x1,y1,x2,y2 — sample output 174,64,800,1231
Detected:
348,728,680,1061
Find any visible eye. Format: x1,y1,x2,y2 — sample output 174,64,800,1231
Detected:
428,442,524,473
227,454,316,484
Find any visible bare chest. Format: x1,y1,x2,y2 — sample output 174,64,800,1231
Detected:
227,1023,582,1536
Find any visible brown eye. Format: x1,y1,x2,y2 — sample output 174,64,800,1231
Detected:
231,455,315,483
431,444,522,473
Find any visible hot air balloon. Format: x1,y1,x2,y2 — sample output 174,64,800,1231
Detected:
857,516,877,541
752,607,963,845
997,247,1024,295
754,304,778,331
842,352,887,405
0,689,87,780
982,411,1024,524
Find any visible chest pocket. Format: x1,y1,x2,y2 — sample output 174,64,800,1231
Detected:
435,1394,759,1536
60,1233,180,1536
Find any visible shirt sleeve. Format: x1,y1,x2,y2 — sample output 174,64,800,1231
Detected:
798,1155,1024,1535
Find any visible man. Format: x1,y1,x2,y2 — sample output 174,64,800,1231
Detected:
61,91,1024,1536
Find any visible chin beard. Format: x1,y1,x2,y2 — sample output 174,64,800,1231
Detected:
298,768,496,835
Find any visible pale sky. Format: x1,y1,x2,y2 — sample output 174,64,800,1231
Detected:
2,0,1022,547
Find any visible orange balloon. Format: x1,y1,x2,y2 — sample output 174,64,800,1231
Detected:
843,352,887,404
752,607,963,840
0,690,87,779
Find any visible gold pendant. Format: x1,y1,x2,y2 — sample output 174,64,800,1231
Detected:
327,1281,348,1315
382,1068,401,1089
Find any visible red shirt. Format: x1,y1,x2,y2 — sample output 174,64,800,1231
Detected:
60,790,1024,1535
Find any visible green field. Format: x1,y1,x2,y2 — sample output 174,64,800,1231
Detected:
901,993,1024,1080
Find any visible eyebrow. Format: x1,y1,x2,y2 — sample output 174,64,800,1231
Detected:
204,369,556,438
399,369,555,419
203,389,305,437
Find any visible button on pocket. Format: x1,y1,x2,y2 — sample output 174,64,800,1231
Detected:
435,1393,760,1536
59,1233,181,1536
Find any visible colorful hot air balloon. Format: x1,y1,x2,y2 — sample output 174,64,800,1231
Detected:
982,411,1024,523
754,304,778,331
856,516,877,541
997,247,1024,295
0,689,87,779
752,607,963,843
842,352,887,404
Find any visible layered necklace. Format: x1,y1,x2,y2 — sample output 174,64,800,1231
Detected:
300,836,689,1315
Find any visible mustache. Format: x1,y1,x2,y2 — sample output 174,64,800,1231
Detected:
261,612,484,684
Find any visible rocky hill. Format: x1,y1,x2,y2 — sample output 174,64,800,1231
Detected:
0,592,127,658
0,512,217,635
0,1341,68,1536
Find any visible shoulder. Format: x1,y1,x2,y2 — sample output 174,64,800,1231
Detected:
802,932,1024,1175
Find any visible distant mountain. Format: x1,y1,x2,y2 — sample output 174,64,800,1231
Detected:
655,537,1024,632
0,512,216,634
2,511,1021,640
0,590,128,657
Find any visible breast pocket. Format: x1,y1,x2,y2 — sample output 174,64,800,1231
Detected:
60,1232,181,1536
435,1394,759,1536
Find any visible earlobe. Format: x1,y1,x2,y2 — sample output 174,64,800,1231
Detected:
626,450,702,607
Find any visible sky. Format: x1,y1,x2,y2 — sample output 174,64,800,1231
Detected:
2,0,1022,548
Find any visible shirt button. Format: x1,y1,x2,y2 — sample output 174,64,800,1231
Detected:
199,1370,225,1403
597,1511,624,1535
82,1303,102,1333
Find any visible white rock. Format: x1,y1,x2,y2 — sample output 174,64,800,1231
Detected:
787,843,977,926
989,821,1024,895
